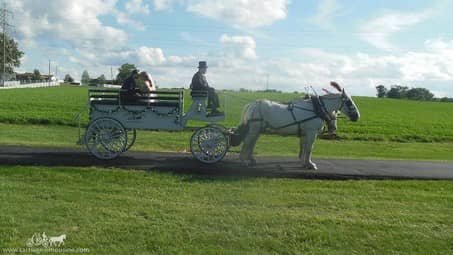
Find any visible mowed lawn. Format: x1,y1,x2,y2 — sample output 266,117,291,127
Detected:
1,85,453,142
1,166,452,254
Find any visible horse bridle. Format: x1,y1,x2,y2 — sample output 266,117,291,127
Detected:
337,92,355,113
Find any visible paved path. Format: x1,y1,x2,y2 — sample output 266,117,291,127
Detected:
1,146,453,180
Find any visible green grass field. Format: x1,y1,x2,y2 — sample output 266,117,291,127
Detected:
1,166,452,254
1,85,453,142
2,85,453,254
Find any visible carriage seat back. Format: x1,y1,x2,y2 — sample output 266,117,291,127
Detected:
89,89,183,109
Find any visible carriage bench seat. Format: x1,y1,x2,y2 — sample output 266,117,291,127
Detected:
89,89,183,109
90,100,180,108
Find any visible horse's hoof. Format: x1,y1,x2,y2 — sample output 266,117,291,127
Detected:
303,163,318,170
240,160,249,167
241,160,256,167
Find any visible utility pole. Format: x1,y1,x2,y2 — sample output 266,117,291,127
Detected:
110,66,113,84
48,59,51,85
0,1,13,86
266,73,270,91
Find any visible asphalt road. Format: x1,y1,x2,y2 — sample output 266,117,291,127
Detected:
1,145,453,180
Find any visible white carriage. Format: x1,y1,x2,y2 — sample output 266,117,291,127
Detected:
84,88,230,164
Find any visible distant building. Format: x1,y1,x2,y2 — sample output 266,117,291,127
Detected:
15,72,55,81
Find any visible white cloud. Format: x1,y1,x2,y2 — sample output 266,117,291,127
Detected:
115,11,146,30
220,34,257,60
187,0,289,28
135,47,166,65
153,0,175,11
76,47,166,68
125,0,150,14
311,0,341,29
360,10,432,51
148,0,289,27
8,0,127,49
7,0,453,97
70,38,453,97
290,40,453,96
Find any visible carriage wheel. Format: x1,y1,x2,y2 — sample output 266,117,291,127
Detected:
85,117,127,160
190,126,229,164
124,129,137,152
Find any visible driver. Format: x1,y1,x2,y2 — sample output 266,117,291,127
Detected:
190,61,223,116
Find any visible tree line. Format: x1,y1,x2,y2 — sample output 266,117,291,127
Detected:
375,85,453,102
64,63,137,86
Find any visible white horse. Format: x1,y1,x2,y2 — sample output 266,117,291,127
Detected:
49,234,66,247
235,82,360,170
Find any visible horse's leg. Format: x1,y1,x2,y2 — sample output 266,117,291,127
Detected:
240,123,260,166
302,131,318,170
246,130,260,166
298,136,304,161
239,137,249,163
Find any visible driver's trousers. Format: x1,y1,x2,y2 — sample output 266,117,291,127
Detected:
207,87,220,110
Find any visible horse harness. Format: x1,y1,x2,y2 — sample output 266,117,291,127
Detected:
248,96,332,137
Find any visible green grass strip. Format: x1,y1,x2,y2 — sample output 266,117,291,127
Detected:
0,166,452,254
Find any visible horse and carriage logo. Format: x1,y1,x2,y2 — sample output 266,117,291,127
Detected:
26,232,66,248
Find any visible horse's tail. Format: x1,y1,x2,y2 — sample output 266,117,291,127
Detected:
232,101,260,145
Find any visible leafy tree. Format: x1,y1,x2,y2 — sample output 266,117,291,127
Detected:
116,63,137,84
81,70,90,85
375,85,387,98
64,74,74,83
0,33,24,79
440,97,453,103
97,74,106,85
406,88,434,101
32,69,41,81
387,85,409,99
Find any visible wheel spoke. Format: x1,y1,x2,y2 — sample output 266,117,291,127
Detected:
85,118,127,160
190,126,229,164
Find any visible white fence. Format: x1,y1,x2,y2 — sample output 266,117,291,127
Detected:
101,84,121,88
0,81,61,89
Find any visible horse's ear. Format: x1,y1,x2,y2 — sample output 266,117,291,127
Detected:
330,81,342,92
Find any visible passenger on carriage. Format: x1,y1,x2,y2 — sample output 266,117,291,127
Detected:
139,71,156,103
139,71,155,94
120,69,140,104
190,61,223,116
120,70,157,104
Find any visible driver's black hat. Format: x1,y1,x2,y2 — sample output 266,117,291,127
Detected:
198,61,208,69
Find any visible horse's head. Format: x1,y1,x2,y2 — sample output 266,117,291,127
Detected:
330,82,360,122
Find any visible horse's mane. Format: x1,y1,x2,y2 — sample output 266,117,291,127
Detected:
290,93,341,104
320,93,342,99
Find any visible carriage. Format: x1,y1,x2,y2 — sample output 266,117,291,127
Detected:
84,88,231,164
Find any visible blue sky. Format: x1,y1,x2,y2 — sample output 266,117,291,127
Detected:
6,0,453,96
